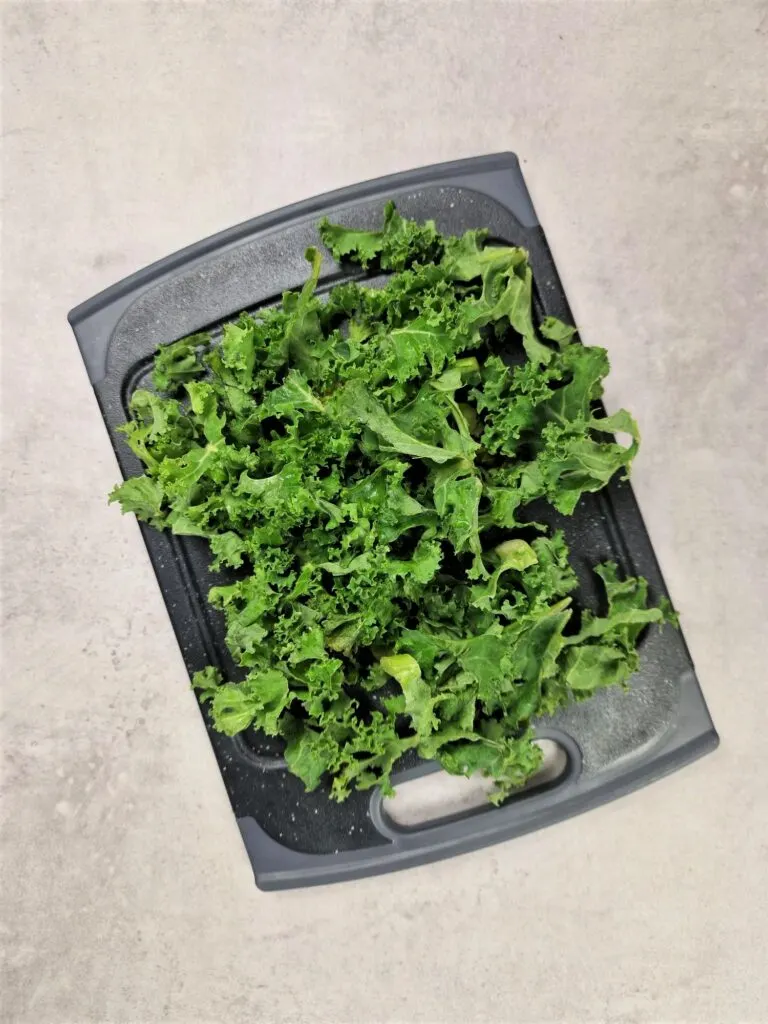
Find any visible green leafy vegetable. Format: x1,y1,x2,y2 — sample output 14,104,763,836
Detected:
111,204,676,804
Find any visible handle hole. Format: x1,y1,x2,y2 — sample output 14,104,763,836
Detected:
383,739,568,829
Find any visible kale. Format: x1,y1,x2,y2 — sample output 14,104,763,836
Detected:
110,205,675,803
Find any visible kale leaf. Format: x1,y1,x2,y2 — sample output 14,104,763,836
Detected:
110,204,676,804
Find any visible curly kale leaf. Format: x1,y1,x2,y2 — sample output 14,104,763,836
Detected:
319,200,441,271
111,202,675,804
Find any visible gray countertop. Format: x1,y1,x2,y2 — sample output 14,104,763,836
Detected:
2,2,767,1022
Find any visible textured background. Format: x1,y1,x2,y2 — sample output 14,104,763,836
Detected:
2,2,767,1022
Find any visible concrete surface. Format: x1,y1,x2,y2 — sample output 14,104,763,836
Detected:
2,1,767,1021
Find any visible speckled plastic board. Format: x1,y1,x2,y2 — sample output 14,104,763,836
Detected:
68,154,718,890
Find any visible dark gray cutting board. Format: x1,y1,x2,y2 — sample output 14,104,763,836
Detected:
68,154,718,889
